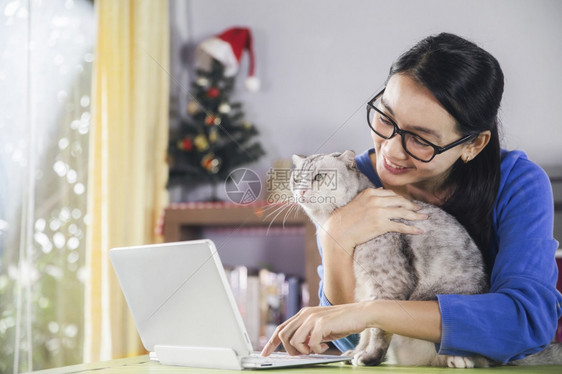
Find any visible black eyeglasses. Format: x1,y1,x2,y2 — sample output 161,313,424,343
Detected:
366,89,476,163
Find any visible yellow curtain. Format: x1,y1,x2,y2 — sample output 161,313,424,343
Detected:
84,0,170,362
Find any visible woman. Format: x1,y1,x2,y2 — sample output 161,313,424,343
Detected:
262,33,562,364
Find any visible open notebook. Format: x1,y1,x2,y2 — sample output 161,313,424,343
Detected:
109,239,351,370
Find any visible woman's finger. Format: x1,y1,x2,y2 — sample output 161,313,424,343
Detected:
389,220,424,235
276,308,318,355
262,312,300,356
371,194,422,211
277,321,303,356
261,332,280,356
388,207,429,222
354,189,423,213
306,319,330,354
287,317,318,355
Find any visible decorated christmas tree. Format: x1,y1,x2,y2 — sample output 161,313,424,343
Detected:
167,27,265,194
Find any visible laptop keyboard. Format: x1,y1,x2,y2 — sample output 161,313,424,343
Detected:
243,352,344,365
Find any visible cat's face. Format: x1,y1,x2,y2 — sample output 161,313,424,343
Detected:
290,150,360,217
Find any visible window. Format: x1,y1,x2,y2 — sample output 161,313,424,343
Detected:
0,0,94,371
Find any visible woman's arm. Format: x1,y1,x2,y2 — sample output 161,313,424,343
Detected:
319,188,427,305
317,224,356,305
370,300,442,343
261,299,442,356
437,153,562,363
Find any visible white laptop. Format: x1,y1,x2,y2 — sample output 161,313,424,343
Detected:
109,239,351,370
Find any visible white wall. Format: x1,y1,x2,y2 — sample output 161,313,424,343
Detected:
171,0,562,173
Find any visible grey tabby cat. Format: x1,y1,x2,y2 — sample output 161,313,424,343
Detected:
290,150,562,368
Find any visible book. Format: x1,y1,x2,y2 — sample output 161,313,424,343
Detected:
226,265,307,350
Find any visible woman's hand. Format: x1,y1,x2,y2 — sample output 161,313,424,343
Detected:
261,303,372,356
319,188,428,305
260,300,442,357
320,188,427,253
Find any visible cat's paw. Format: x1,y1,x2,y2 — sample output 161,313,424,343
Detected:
446,355,475,368
350,348,385,366
340,350,353,365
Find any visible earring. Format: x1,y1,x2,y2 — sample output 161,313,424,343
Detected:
462,156,471,163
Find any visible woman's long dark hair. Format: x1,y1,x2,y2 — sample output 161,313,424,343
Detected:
387,33,503,262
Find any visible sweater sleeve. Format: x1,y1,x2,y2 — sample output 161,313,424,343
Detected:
437,152,562,363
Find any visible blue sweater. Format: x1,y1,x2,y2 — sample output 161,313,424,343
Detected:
317,148,562,363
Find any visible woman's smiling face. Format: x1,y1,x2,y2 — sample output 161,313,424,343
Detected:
371,74,470,194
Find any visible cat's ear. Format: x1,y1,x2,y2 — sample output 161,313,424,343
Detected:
337,150,357,169
292,154,305,166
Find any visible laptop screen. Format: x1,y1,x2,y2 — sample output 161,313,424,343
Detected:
109,240,253,355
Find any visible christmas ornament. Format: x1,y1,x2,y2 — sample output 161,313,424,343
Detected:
207,87,220,98
218,102,231,114
193,134,209,151
209,128,218,143
177,137,193,151
205,114,221,126
195,27,261,92
186,101,200,115
196,77,209,87
201,153,221,174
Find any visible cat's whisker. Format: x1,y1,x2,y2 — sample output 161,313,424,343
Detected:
282,203,299,228
263,201,290,221
265,202,292,235
294,203,305,218
261,201,287,216
280,205,291,230
264,204,288,224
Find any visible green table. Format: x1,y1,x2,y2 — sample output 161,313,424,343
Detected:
28,355,562,373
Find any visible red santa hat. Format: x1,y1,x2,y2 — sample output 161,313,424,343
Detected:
195,27,260,92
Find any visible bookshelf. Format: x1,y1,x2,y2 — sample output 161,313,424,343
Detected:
161,201,320,306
